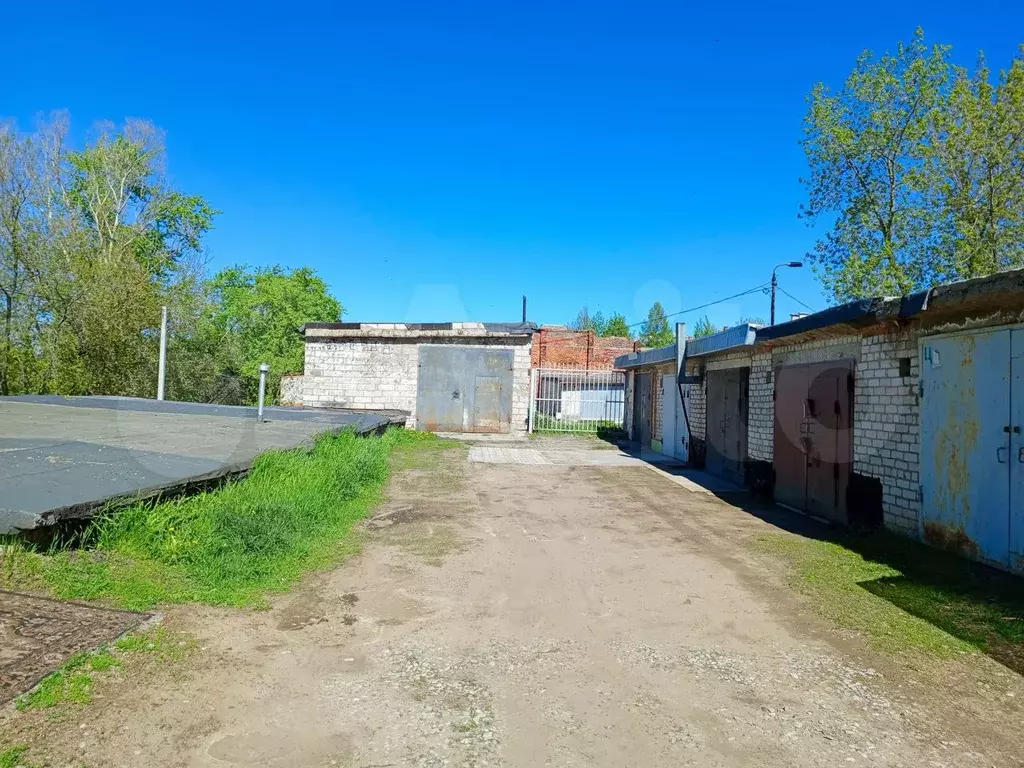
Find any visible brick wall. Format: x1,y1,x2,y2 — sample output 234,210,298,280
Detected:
729,331,922,534
854,331,921,533
748,351,773,461
303,337,532,433
532,328,635,369
682,359,706,441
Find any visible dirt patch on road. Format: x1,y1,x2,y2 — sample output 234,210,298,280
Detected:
3,445,1023,767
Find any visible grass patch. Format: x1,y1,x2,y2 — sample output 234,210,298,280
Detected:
15,628,194,713
0,746,34,768
753,530,1024,670
2,428,447,610
15,649,117,711
532,414,626,441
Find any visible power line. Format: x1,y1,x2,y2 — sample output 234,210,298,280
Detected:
777,286,817,313
627,282,771,329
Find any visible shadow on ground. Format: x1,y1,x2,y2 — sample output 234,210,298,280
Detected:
708,493,1024,675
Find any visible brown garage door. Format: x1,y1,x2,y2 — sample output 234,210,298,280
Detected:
773,361,853,522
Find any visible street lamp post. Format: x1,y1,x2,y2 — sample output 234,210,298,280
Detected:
771,261,803,325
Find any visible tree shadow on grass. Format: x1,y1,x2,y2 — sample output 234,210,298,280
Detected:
854,535,1024,674
724,496,1024,674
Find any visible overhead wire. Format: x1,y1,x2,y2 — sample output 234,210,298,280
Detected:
626,282,771,329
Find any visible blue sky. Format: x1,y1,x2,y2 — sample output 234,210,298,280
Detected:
3,1,1022,330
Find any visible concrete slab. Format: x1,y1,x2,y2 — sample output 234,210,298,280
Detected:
0,396,407,533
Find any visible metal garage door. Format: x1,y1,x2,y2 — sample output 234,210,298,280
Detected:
921,327,1023,570
773,361,853,523
416,346,514,433
634,373,652,446
706,368,748,483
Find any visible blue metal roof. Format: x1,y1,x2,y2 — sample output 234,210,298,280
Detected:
686,324,759,357
614,344,677,369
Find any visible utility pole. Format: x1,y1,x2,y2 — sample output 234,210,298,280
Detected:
770,262,803,325
157,306,168,400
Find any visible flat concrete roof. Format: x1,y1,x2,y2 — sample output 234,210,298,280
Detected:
302,321,537,341
0,396,406,534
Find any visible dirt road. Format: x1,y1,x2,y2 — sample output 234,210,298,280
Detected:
9,440,1024,767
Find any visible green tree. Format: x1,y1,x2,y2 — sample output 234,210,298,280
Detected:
203,265,342,403
693,315,717,338
801,29,950,300
640,301,674,347
802,30,1024,301
0,115,219,397
924,52,1024,281
568,305,608,335
602,312,631,338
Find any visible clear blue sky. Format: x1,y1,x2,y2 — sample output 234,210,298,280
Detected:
3,1,1022,330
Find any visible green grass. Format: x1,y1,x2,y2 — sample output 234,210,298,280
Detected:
15,629,194,713
532,413,625,435
753,531,1024,670
15,649,117,711
2,428,446,610
0,745,34,768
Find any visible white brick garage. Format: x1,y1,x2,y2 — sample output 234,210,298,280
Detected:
300,322,535,434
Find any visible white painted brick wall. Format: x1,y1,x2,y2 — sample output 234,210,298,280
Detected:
303,338,532,433
683,360,706,441
853,331,921,534
748,351,774,461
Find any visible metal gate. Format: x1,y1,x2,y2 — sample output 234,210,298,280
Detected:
921,327,1024,572
706,368,749,483
417,346,514,433
529,366,626,434
773,361,853,522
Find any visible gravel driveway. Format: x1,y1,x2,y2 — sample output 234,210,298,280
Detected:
9,439,1024,767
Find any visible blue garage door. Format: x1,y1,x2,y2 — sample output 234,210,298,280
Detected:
416,346,514,433
921,328,1022,570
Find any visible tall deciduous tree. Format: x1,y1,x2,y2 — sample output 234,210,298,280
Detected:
924,53,1024,281
203,266,342,403
802,30,1024,301
802,29,950,300
640,302,674,347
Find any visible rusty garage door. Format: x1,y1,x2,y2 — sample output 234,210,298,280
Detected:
773,361,853,522
416,346,514,433
921,327,1024,572
706,368,749,484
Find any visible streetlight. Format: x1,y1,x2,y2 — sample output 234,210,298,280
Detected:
771,262,803,325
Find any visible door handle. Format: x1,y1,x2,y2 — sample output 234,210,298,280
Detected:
998,446,1008,464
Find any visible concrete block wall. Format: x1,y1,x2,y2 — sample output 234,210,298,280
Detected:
303,338,532,433
509,343,533,433
853,331,921,534
304,340,419,413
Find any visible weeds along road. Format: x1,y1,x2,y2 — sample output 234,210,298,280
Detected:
5,437,1024,767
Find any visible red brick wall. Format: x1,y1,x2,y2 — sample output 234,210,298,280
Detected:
531,328,636,370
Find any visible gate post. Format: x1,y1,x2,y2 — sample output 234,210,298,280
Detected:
528,368,538,433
